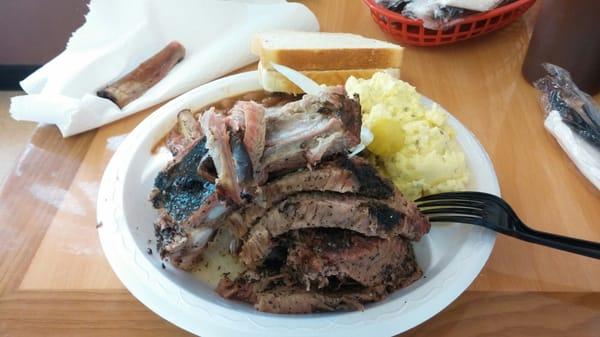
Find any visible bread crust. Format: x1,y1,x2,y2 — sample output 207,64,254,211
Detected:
258,48,403,71
251,31,404,71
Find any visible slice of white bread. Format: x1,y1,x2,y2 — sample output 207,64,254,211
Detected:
252,31,403,71
258,61,400,94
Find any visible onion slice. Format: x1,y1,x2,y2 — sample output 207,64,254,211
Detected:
349,126,373,158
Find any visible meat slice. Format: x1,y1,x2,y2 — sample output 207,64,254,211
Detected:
150,136,230,269
218,282,386,314
180,192,231,228
199,102,265,204
253,287,384,313
150,137,215,222
153,186,231,270
257,87,362,183
216,270,387,313
217,229,423,314
229,131,253,189
239,193,430,268
227,101,266,177
154,211,214,270
166,109,202,156
167,89,358,205
201,108,244,204
285,230,422,290
225,156,395,239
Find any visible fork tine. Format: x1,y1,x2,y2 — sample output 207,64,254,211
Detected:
426,215,484,225
420,207,484,216
479,193,518,216
450,192,519,217
416,200,484,209
415,191,497,202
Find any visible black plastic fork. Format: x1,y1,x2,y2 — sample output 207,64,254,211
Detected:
415,192,600,259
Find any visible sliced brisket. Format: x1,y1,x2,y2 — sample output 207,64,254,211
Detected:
217,228,422,314
285,229,422,290
255,286,385,313
225,156,395,239
216,271,387,313
239,193,429,268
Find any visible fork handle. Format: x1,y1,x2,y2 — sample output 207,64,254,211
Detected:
509,221,600,259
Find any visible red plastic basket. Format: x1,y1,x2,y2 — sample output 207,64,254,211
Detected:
363,0,536,46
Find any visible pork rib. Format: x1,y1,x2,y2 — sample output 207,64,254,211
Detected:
227,101,266,177
201,108,244,204
257,87,362,183
150,135,228,270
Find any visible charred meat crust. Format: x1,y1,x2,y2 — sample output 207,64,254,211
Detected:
365,201,404,232
316,91,362,144
224,156,396,240
338,156,394,198
151,137,215,222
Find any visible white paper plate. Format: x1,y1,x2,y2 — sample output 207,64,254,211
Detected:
97,71,499,337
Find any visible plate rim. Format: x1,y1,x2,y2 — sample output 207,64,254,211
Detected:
97,71,499,337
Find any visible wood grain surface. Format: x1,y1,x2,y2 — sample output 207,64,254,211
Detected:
0,1,599,336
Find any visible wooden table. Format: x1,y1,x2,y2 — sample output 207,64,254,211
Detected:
1,1,599,336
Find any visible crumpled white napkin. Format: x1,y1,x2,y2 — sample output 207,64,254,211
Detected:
10,0,318,137
544,110,600,190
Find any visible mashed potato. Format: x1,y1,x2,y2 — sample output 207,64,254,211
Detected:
345,72,469,200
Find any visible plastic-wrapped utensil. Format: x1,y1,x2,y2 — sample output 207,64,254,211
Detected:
535,63,600,149
534,63,600,190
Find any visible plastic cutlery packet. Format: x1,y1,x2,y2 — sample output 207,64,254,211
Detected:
535,63,600,190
